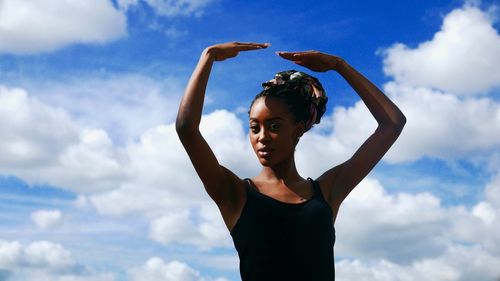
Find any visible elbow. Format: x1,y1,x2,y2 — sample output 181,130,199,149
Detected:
175,118,190,136
380,113,407,135
391,117,406,135
394,113,407,131
175,116,197,137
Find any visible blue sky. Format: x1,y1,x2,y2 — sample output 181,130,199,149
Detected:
1,0,500,280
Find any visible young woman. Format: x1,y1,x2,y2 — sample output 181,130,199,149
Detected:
176,42,406,281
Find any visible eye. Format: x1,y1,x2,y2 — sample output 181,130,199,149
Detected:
249,124,260,133
269,122,281,132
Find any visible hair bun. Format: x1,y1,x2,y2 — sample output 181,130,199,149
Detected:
260,70,328,131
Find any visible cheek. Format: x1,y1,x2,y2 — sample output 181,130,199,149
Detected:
249,133,258,148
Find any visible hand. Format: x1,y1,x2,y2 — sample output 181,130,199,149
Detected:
276,50,344,72
205,42,270,61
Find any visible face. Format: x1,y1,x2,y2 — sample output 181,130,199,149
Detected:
249,97,305,167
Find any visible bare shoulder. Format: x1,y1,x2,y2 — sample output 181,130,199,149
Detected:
215,166,248,232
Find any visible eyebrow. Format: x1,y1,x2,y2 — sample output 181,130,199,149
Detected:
249,117,284,122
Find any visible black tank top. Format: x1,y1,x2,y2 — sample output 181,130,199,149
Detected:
230,178,335,281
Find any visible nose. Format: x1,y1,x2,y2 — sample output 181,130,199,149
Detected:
258,127,271,143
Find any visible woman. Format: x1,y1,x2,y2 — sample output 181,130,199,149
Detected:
176,42,406,281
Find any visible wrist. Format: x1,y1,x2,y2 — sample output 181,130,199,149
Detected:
202,47,216,61
332,58,347,72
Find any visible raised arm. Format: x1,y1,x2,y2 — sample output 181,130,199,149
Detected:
176,42,269,206
278,51,406,220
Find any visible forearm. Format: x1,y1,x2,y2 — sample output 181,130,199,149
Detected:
176,48,215,133
335,60,406,128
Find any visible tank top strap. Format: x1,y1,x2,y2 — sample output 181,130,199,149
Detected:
307,177,326,202
243,178,256,192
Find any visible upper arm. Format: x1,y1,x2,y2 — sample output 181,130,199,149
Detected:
318,124,405,210
176,128,244,207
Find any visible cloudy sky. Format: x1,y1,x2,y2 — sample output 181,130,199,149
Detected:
1,0,500,280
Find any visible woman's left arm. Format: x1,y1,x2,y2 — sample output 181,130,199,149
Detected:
278,51,407,219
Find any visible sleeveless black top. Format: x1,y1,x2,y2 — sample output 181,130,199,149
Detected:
230,178,335,281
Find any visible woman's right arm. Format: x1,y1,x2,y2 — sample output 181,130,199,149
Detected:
176,42,268,206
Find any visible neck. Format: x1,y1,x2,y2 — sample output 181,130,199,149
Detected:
258,155,302,184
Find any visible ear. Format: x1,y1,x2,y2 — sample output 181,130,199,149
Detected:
295,121,306,139
293,122,305,147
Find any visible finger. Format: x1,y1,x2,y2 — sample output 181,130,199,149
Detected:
291,60,304,65
235,42,270,46
276,52,296,60
236,45,269,51
234,42,270,49
279,51,318,58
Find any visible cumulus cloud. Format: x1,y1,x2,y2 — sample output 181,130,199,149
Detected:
118,0,215,17
88,109,258,217
333,171,500,262
1,7,499,280
0,83,253,214
297,81,500,166
149,203,232,250
380,5,500,95
335,178,448,263
129,257,229,281
485,172,500,207
0,240,76,272
27,74,184,141
336,245,500,281
0,86,127,194
381,82,500,163
323,4,500,164
31,209,64,229
331,172,500,280
452,171,500,255
0,0,126,54
0,240,115,280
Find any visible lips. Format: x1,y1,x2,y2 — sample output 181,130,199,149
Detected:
257,147,274,157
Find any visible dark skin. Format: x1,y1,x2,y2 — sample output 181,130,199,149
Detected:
176,42,406,232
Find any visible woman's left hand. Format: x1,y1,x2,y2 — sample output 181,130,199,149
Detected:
277,50,343,72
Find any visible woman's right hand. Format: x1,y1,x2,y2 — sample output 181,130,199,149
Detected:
205,42,270,61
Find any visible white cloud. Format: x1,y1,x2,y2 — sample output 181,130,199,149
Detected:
485,171,500,207
380,5,500,95
0,72,187,192
1,6,499,276
336,245,500,281
327,157,500,265
31,209,64,229
0,86,78,168
0,240,76,271
89,109,258,217
296,81,500,166
0,240,116,281
335,178,448,263
129,257,200,281
294,5,500,166
28,74,183,141
0,0,126,54
0,83,253,218
119,0,215,17
149,203,232,250
4,79,500,263
129,257,229,281
451,171,500,255
382,82,500,163
331,172,500,280
0,85,127,193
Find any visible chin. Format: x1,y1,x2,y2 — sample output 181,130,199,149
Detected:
256,156,273,167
